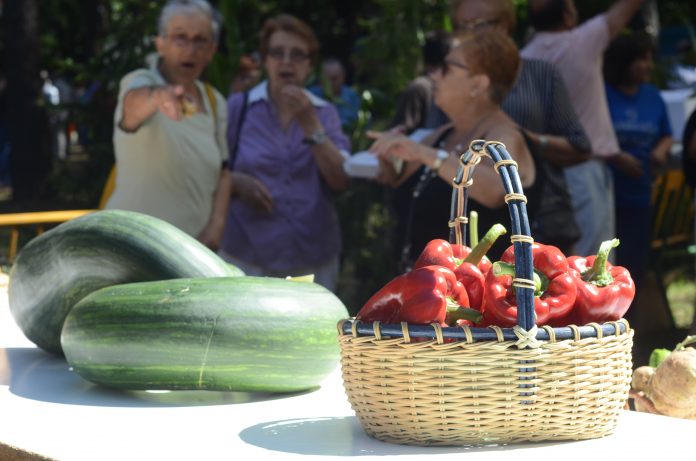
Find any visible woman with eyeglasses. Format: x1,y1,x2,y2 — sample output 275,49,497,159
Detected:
218,14,350,292
424,0,591,256
370,29,542,264
108,0,232,249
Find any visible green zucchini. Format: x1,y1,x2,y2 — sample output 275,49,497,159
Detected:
61,276,348,392
8,210,240,355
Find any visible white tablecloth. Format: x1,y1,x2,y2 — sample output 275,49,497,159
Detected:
1,290,695,460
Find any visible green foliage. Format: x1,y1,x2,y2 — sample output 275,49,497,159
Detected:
31,0,696,312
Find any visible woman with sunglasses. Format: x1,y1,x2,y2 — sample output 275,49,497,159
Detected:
218,14,350,292
370,29,542,265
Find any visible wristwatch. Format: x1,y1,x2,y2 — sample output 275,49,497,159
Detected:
432,149,449,172
303,129,328,145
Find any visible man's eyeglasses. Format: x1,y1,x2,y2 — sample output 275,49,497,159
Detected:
267,47,310,63
167,33,212,51
454,17,501,33
441,59,470,76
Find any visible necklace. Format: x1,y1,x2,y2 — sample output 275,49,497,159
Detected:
446,109,498,154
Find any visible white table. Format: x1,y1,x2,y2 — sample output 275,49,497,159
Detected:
1,292,695,461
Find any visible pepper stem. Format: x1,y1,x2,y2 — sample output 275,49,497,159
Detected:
675,335,696,351
464,223,507,265
492,261,543,296
582,239,619,287
446,300,483,325
469,211,479,248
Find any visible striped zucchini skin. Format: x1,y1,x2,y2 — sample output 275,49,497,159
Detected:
8,210,239,355
61,277,349,393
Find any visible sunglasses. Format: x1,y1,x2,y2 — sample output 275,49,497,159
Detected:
441,59,470,76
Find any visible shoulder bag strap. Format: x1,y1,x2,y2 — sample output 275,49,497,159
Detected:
228,90,249,170
204,82,217,118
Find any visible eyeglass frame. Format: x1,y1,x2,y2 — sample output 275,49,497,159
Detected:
441,59,470,76
266,47,311,64
165,32,213,51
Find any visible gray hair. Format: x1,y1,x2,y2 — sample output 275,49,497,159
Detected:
158,0,221,43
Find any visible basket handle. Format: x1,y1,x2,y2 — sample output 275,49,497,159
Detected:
450,140,535,331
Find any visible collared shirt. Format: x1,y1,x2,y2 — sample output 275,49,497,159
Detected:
522,15,620,157
222,80,350,272
108,62,227,236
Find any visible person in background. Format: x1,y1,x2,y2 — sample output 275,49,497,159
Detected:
220,14,350,292
371,29,541,265
0,75,10,188
522,0,646,257
604,31,672,284
427,0,591,255
684,110,696,192
309,57,361,130
107,0,231,249
391,29,452,136
229,54,261,94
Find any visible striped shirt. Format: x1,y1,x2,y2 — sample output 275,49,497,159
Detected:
504,58,590,152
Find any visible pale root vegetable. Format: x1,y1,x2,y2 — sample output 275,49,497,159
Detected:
631,366,654,392
645,347,696,419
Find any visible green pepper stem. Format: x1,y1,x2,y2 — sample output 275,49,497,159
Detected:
675,335,696,351
582,239,619,287
446,304,483,325
492,261,543,295
469,211,479,248
465,223,507,265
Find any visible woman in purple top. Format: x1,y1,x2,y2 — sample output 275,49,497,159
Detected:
220,14,351,291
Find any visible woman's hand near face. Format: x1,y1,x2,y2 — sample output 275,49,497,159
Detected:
231,171,274,213
281,85,318,131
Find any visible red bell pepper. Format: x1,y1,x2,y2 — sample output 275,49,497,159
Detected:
482,243,577,327
356,265,481,326
412,224,506,310
564,239,635,324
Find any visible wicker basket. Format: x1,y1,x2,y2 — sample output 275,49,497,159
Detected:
337,140,633,446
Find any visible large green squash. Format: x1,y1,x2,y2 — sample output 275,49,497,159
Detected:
8,210,239,355
61,276,348,392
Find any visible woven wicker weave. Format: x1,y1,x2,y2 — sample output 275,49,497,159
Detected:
339,322,633,445
337,140,634,446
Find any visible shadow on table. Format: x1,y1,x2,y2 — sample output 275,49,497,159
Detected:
2,347,313,408
239,416,575,456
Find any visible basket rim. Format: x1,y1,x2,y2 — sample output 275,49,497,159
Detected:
338,318,630,344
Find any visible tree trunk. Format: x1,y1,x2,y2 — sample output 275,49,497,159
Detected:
3,0,52,203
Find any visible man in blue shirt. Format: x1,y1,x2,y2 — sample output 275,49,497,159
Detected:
309,57,361,129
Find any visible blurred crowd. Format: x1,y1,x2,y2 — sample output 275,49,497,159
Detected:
3,0,696,332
